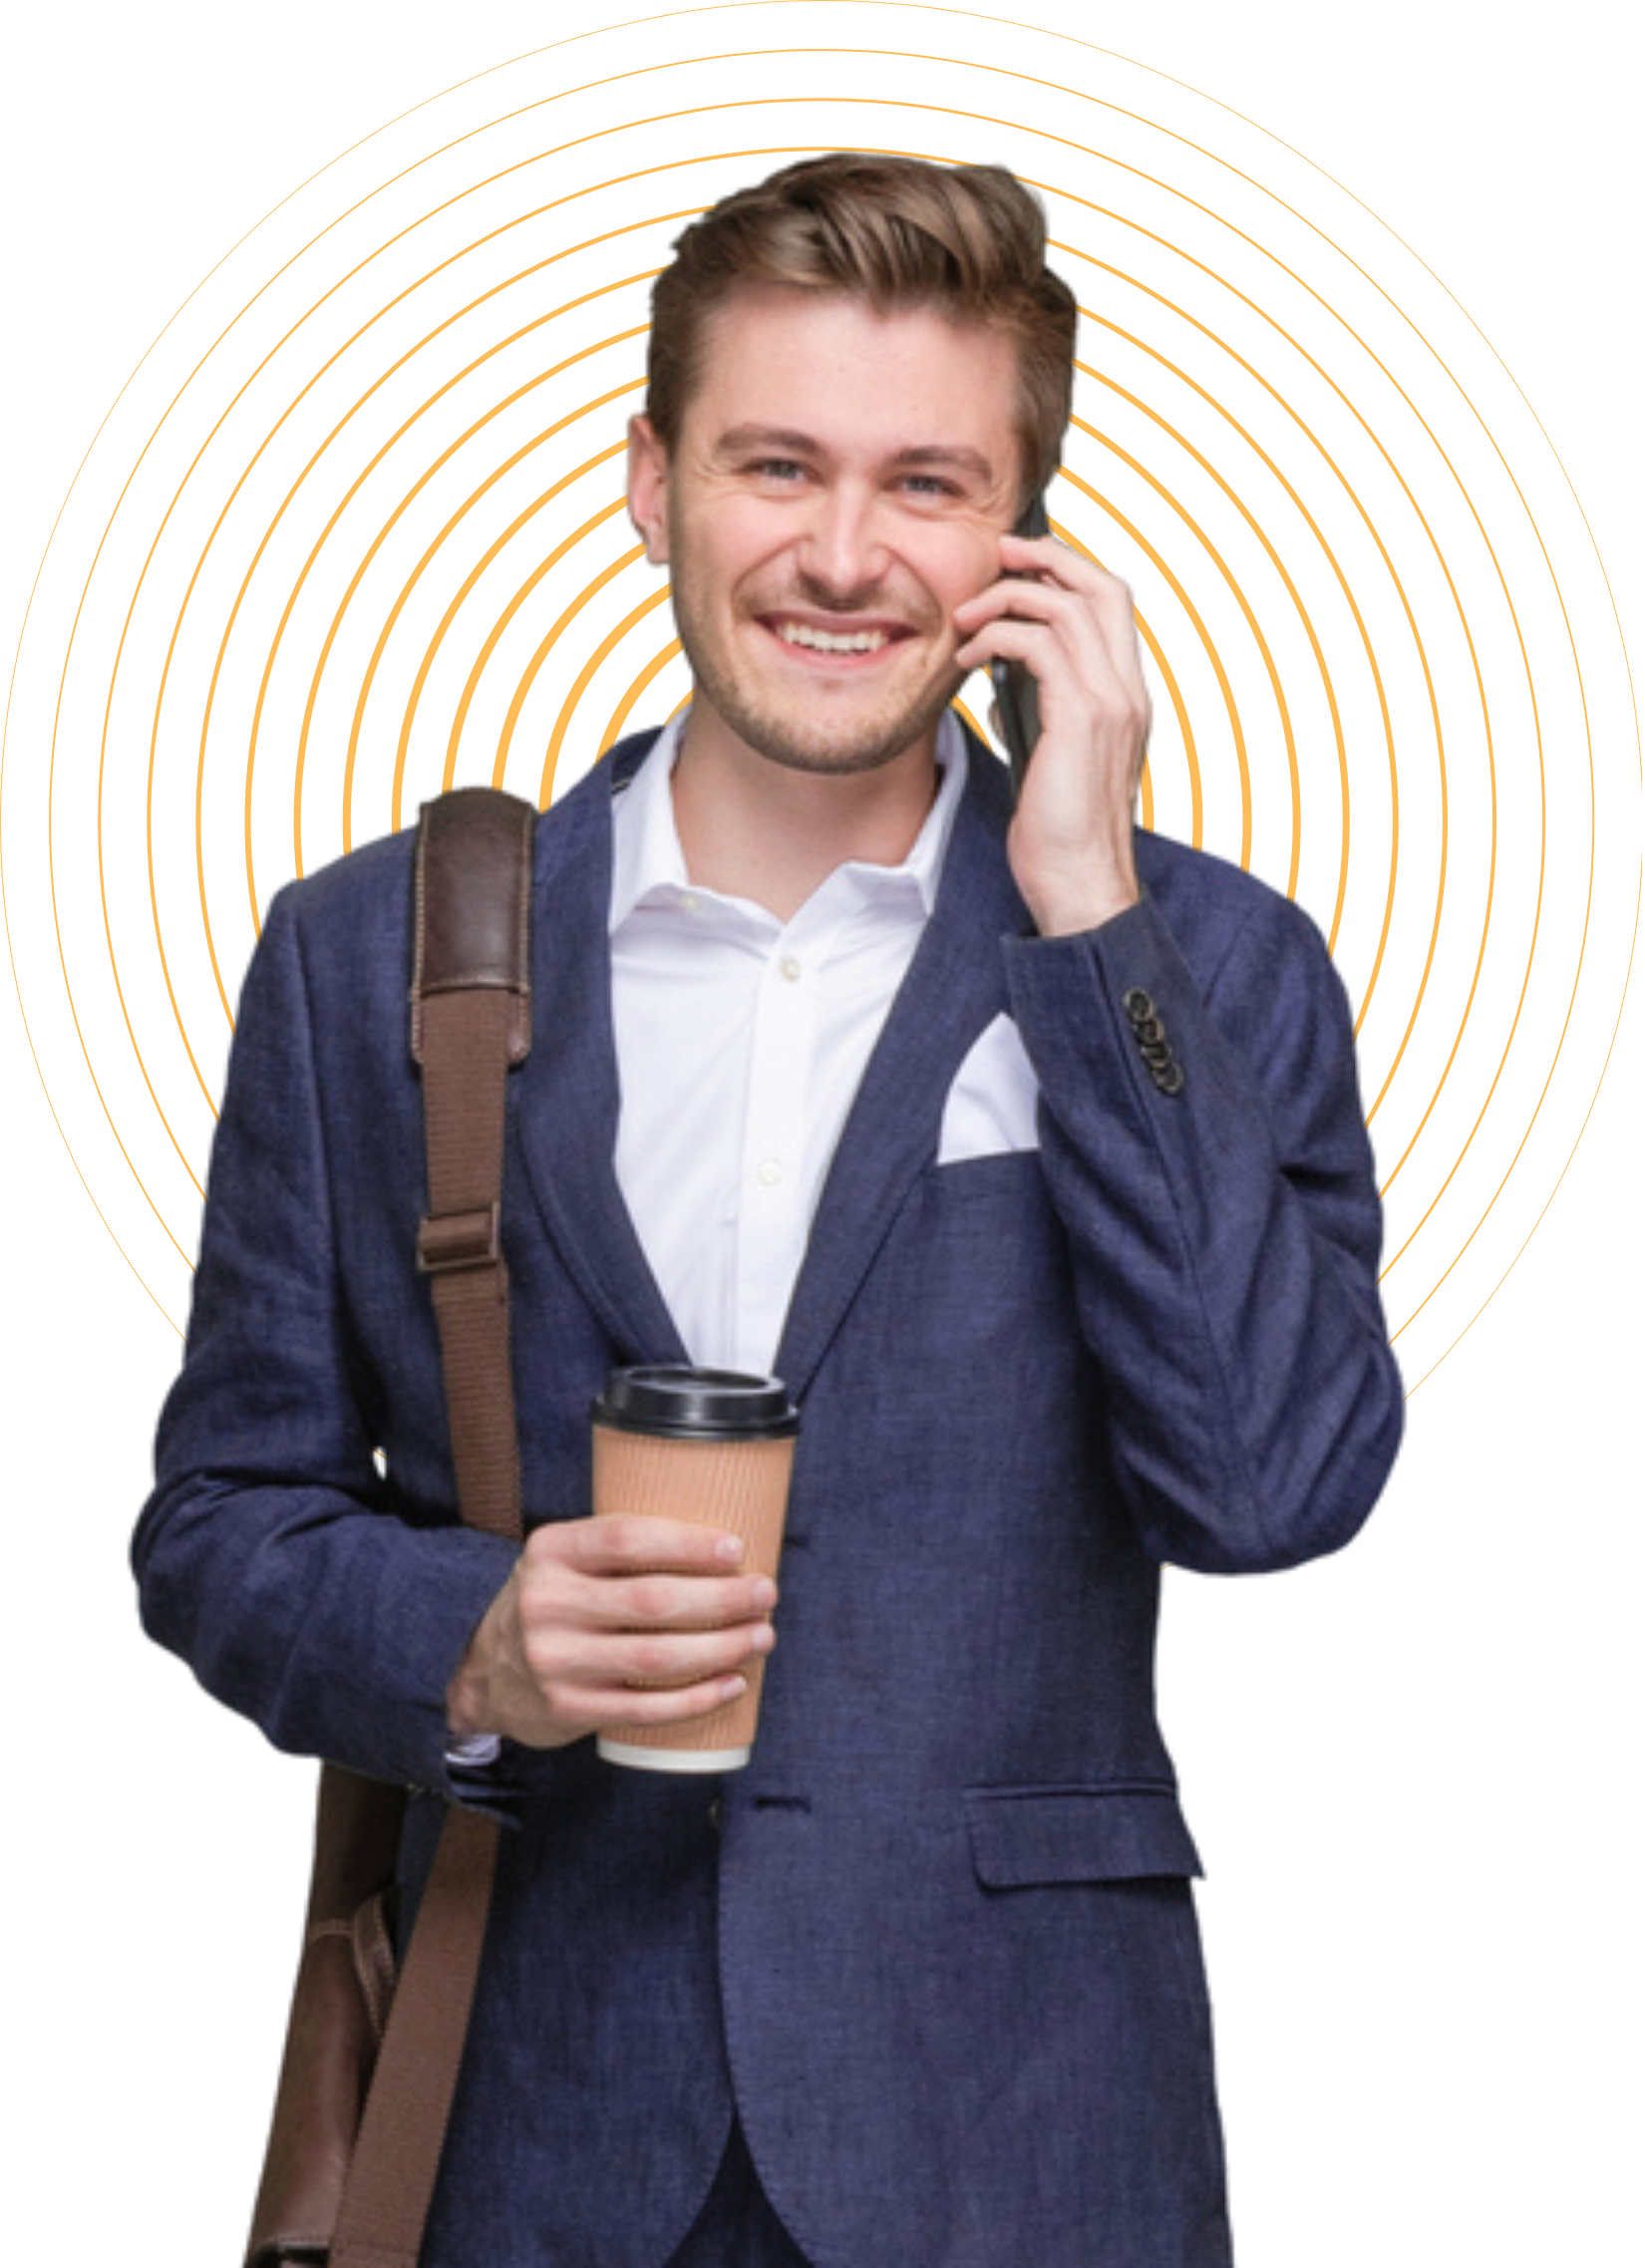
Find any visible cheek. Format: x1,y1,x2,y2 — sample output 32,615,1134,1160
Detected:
699,504,799,598
925,544,1002,625
920,530,1002,621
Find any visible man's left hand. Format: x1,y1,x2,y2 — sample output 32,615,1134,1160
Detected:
952,531,1150,935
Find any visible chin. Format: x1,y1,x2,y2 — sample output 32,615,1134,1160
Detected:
744,727,917,778
696,671,961,782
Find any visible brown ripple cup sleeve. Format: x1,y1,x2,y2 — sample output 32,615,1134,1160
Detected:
591,1365,800,1773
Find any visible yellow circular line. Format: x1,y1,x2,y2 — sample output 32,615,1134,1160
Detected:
1080,324,1358,940
1126,625,1182,834
554,21,1601,1349
534,584,677,803
381,442,629,830
442,469,630,807
1399,859,1640,1393
87,97,1416,1107
403,496,648,797
968,64,1570,1330
278,316,645,863
599,637,685,755
1061,465,1253,853
12,26,1624,1361
519,17,1633,1361
1100,226,1475,1192
1060,111,1519,1221
589,508,1189,835
1042,197,1460,1123
479,567,663,800
122,104,1443,1215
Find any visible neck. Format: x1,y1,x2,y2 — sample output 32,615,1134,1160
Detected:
669,708,942,922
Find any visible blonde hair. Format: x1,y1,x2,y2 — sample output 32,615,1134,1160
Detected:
645,154,1078,504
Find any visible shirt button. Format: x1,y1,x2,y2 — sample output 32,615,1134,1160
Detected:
779,955,803,983
758,1158,785,1187
678,891,700,914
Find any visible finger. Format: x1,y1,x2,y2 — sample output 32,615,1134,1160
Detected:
957,621,1150,778
955,574,1142,708
539,1623,771,1724
577,1567,780,1632
955,613,1134,721
957,564,1134,653
515,1560,777,1663
605,1618,777,1690
995,529,1116,597
581,1671,755,1730
980,549,1141,668
954,611,1060,679
533,1513,750,1575
515,1605,772,1708
524,1663,757,1743
980,544,1134,666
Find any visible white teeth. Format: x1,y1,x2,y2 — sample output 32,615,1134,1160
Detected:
775,621,890,654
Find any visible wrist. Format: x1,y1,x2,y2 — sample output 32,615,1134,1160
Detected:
445,1564,520,1738
1019,859,1141,937
1011,807,1141,936
445,1622,498,1739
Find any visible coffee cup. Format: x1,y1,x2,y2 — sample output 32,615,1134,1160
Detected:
591,1365,799,1772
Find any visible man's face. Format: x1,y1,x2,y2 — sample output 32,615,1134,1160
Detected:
627,288,1023,778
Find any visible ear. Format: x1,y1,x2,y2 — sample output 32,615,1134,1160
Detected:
626,415,670,564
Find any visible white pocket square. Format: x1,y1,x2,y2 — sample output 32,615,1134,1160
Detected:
937,1013,1041,1162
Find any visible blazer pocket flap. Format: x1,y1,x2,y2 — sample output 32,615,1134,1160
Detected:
965,1783,1203,1887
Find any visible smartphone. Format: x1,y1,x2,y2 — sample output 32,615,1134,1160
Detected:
989,490,1051,797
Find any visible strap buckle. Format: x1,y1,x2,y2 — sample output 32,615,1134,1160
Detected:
416,1203,501,1275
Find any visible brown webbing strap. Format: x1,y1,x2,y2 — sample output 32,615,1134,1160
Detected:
328,789,535,2268
414,987,524,1541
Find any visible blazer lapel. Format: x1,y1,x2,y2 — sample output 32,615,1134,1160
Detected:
774,735,1031,1402
512,727,1030,1390
512,743,689,1366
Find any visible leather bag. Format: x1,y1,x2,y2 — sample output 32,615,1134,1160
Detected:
245,788,536,2268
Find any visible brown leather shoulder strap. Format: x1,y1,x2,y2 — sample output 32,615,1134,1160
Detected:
411,785,533,1072
329,787,536,2268
409,788,534,1541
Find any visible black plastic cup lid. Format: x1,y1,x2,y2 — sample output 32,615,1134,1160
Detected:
592,1364,800,1441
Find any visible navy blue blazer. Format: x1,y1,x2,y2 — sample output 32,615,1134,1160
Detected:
135,727,1402,2268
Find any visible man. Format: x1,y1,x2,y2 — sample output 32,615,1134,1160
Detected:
135,155,1403,2266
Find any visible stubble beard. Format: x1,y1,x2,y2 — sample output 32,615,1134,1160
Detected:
670,563,960,780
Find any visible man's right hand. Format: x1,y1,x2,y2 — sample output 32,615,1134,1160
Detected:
444,1515,778,1749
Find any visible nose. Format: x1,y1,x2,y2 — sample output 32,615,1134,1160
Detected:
795,482,887,607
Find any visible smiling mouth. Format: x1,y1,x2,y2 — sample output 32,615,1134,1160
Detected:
764,616,911,657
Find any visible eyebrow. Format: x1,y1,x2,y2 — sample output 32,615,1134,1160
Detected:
712,427,997,484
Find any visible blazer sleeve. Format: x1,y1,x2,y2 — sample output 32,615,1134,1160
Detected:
1003,884,1403,1574
131,882,519,1798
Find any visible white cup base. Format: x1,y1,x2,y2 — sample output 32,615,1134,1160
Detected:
597,1738,752,1774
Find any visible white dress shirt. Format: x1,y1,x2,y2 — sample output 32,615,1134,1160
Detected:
609,710,970,1376
449,712,1038,1768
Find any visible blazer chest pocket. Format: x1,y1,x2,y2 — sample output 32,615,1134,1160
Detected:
964,1782,1204,1887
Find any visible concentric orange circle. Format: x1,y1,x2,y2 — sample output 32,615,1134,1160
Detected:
2,8,1636,1403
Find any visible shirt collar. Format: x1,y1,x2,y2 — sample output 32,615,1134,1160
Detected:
608,707,968,935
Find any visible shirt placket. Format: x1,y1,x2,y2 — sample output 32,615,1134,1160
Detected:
735,934,820,1376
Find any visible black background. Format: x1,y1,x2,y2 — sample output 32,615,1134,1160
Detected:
12,22,1633,2268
